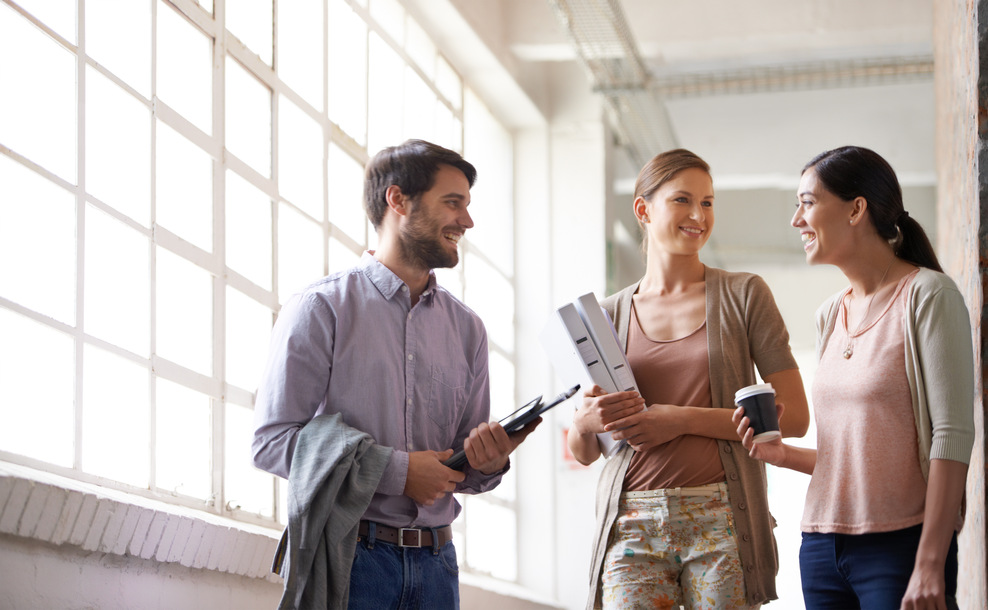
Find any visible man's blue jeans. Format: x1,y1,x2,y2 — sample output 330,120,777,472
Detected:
347,528,460,609
799,524,958,610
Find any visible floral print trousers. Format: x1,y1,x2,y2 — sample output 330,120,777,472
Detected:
601,484,754,609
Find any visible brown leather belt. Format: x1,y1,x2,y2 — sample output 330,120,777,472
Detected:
357,521,453,548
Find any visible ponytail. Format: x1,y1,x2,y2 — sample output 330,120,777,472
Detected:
894,213,942,272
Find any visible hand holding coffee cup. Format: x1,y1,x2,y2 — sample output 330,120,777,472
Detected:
734,383,780,443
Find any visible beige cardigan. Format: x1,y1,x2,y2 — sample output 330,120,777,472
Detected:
814,267,975,479
586,267,798,608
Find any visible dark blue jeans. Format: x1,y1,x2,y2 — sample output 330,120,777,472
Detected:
799,524,958,610
347,528,460,609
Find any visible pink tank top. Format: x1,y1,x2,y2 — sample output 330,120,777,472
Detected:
622,303,725,491
803,270,926,534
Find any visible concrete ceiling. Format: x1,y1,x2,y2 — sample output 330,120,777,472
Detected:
493,0,936,271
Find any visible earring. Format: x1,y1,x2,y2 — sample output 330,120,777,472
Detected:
642,216,649,223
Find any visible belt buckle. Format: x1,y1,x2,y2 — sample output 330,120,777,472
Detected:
399,528,422,547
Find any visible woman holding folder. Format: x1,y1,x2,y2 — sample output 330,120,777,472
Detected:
567,148,809,609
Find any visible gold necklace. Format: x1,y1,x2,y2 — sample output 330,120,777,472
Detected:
843,258,894,359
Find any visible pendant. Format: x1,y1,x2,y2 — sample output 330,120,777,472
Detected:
843,345,853,359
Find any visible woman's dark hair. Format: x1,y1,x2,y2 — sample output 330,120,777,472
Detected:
363,139,477,229
803,146,941,272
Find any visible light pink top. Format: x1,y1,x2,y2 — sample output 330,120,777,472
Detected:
803,270,926,534
623,304,725,491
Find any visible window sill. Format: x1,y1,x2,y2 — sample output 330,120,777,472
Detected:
0,461,282,582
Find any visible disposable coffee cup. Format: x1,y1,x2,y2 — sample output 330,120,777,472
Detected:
734,383,780,443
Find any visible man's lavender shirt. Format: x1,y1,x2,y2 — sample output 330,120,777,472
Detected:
252,252,504,528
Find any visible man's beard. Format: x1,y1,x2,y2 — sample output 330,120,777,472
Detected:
398,206,459,270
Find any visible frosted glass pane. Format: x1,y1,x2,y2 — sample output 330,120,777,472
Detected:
464,252,514,352
156,377,211,499
157,1,211,133
86,66,151,225
225,56,271,177
84,206,150,356
156,247,212,375
0,3,77,182
367,34,403,155
277,203,323,303
0,155,76,324
226,0,272,65
86,0,152,97
278,97,323,219
369,0,404,46
226,170,272,289
278,0,323,110
156,120,212,250
403,67,435,143
465,497,517,580
328,0,366,145
327,143,365,240
82,344,149,487
225,401,274,517
328,236,360,274
0,308,74,467
434,265,462,300
463,90,514,272
225,286,271,391
405,18,435,80
10,0,76,43
436,56,462,110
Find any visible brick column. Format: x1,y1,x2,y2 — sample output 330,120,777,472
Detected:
934,0,987,604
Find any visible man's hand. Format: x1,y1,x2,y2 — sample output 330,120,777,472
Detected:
404,449,466,506
464,419,540,475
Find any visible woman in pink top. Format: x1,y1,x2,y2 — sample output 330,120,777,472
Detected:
735,146,975,609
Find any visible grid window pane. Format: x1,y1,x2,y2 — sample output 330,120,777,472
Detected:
157,0,212,133
225,286,271,392
464,252,515,352
434,101,459,153
0,308,74,467
226,0,272,66
369,0,404,45
225,55,271,177
82,344,149,487
436,56,462,111
327,143,365,240
156,120,212,251
156,247,212,375
278,203,324,303
226,170,272,289
86,0,151,98
225,401,274,517
156,378,212,499
84,205,150,356
9,0,76,44
0,155,76,324
405,18,435,80
86,65,151,225
403,67,436,143
367,34,403,154
0,3,77,182
434,265,462,301
278,96,323,220
328,236,360,274
278,0,324,110
328,0,367,145
464,497,517,580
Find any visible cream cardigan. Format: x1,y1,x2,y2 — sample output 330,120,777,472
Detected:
814,267,975,479
585,267,798,608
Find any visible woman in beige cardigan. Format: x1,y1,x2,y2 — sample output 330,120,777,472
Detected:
735,146,974,609
568,148,809,609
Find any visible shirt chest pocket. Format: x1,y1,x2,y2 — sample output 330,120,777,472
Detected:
427,366,467,431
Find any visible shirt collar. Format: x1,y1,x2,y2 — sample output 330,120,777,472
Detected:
360,251,438,302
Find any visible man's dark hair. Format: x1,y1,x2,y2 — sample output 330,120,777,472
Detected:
363,139,477,229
